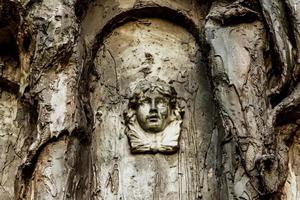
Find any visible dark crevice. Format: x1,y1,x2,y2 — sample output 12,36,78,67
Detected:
0,0,20,28
22,35,31,52
206,0,262,26
280,0,299,94
266,34,292,107
281,0,298,52
283,125,298,147
258,1,296,108
209,11,260,26
0,0,21,97
0,42,19,60
276,104,300,126
259,193,278,200
270,83,291,108
75,0,93,18
0,77,19,94
0,0,20,55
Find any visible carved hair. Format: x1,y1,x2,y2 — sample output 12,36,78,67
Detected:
127,79,177,110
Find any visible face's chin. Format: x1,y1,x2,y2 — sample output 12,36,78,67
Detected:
146,122,162,132
143,116,165,132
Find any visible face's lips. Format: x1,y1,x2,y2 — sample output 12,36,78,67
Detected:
147,115,160,122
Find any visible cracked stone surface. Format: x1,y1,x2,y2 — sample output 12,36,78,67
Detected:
0,0,299,199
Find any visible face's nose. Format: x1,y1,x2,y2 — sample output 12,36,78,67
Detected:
149,98,157,113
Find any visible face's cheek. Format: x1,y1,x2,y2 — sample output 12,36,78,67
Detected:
135,95,172,132
136,103,150,124
157,103,170,119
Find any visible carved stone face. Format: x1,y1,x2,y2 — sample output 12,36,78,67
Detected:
136,90,171,133
125,79,183,153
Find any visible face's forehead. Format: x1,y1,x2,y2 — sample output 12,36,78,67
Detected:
142,89,170,99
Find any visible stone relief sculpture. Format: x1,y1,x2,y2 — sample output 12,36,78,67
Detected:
124,79,183,153
0,0,299,199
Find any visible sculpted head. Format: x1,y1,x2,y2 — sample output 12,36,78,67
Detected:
127,79,177,133
125,79,183,153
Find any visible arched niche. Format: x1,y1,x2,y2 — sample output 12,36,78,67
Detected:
88,18,217,199
80,0,210,49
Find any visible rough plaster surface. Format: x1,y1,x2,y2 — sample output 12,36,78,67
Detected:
206,19,268,199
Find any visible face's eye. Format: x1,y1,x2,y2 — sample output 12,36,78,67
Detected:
138,97,151,105
156,97,168,105
156,98,170,110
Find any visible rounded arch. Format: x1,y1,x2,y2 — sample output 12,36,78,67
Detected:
90,6,204,59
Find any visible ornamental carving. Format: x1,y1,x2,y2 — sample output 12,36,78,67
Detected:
124,79,183,154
